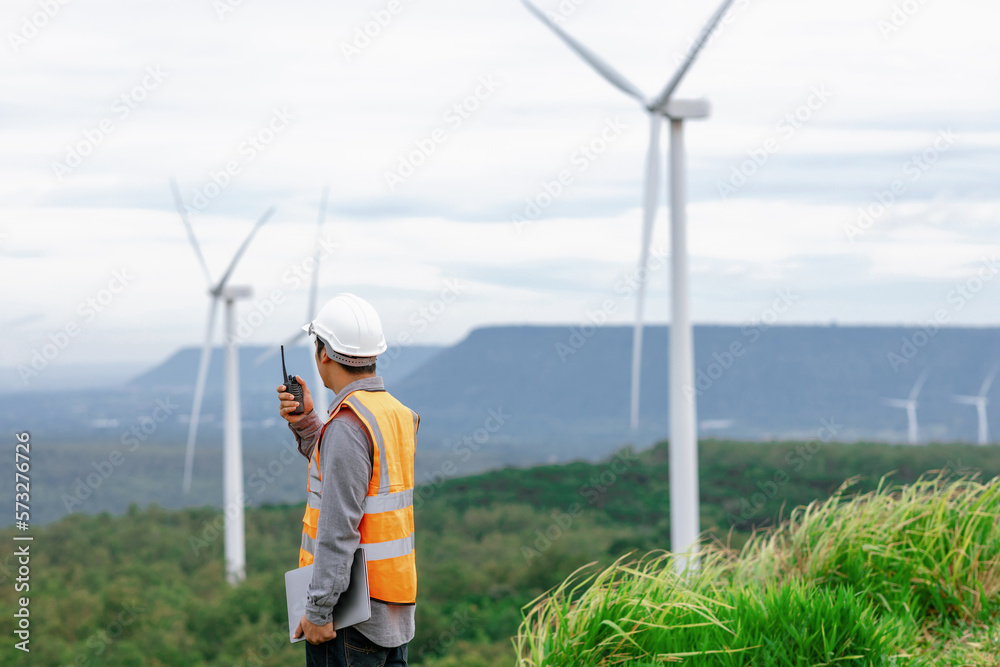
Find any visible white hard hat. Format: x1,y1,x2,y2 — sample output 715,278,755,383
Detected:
301,293,387,366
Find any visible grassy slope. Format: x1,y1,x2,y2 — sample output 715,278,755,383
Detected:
517,473,1000,666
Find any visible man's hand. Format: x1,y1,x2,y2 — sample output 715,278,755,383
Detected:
277,376,314,423
294,614,336,644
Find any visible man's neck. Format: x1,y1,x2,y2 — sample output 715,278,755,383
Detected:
330,374,378,395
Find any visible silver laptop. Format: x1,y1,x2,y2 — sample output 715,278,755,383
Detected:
285,548,371,643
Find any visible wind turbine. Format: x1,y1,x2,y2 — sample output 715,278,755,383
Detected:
520,0,736,570
953,366,998,445
882,369,929,445
256,187,332,417
171,178,275,585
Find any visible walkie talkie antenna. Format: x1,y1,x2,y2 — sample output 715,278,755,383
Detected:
281,345,289,381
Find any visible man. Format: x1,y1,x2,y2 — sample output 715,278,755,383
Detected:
277,293,417,666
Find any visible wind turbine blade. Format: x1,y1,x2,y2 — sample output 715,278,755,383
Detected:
183,299,218,494
909,369,929,401
980,365,999,397
629,114,663,430
170,178,214,286
651,0,737,111
953,395,981,406
253,329,308,365
308,187,329,320
520,0,646,103
215,206,276,291
882,398,909,409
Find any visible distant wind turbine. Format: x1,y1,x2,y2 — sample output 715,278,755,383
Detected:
953,366,998,445
171,178,275,585
882,369,929,445
520,0,737,571
256,187,332,416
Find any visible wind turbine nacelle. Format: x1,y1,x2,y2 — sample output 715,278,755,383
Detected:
662,98,711,120
221,285,254,301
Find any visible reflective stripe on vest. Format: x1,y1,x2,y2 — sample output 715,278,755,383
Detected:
298,389,418,605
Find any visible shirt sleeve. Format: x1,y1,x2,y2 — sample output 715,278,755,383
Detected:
288,409,323,461
303,414,373,626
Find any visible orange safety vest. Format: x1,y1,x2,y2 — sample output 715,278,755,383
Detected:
299,389,418,605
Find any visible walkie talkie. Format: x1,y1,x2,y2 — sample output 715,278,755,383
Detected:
281,345,305,415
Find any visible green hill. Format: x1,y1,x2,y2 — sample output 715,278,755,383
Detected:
2,440,999,666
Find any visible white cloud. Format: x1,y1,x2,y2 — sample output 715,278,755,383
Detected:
1,0,999,365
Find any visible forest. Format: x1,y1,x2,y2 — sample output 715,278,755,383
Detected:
2,438,998,665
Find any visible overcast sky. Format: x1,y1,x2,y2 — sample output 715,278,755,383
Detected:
1,0,998,373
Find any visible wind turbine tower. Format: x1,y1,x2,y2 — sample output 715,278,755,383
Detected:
170,179,275,585
521,0,737,572
883,369,929,445
953,367,998,445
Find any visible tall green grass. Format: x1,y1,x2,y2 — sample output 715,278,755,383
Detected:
516,472,1000,666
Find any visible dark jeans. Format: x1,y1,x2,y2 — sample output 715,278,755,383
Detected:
305,626,408,667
